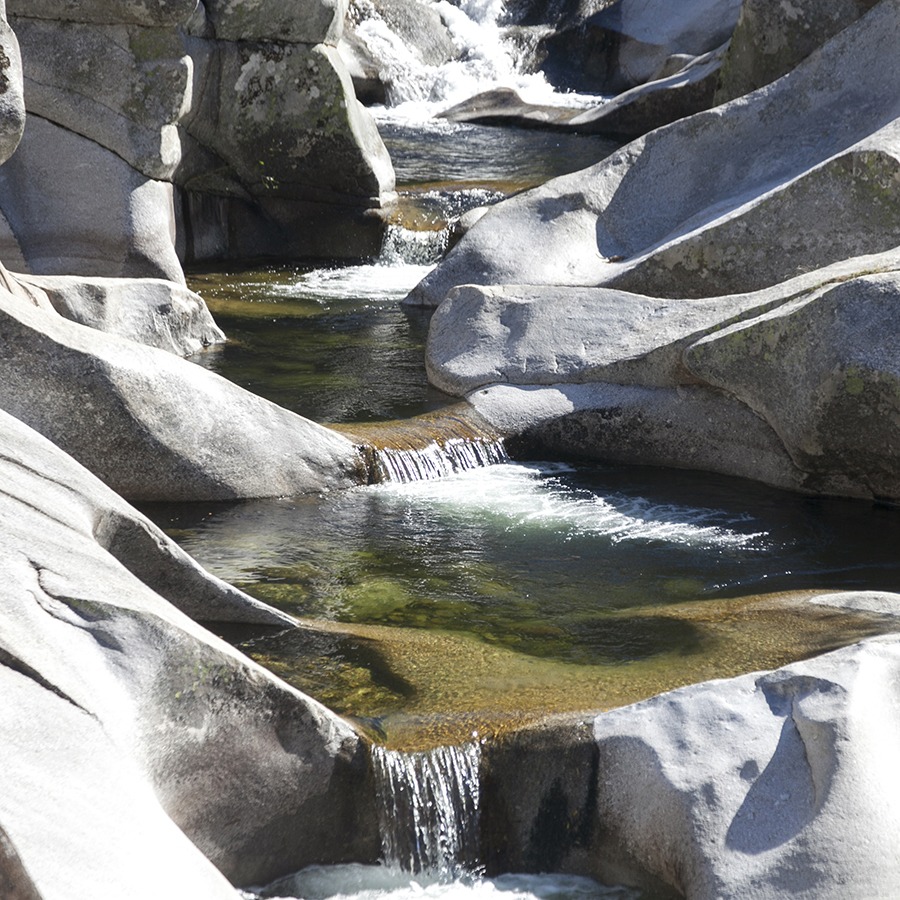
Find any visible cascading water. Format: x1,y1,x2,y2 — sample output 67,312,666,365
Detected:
371,742,482,877
348,0,598,122
372,437,509,483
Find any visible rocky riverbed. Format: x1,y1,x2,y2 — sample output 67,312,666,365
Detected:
1,0,899,897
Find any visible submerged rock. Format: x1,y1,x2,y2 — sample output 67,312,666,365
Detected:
483,627,900,898
0,408,380,896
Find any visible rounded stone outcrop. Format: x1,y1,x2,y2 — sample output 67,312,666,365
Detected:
0,287,366,501
0,4,24,165
2,0,395,279
482,629,900,898
414,0,900,500
715,0,881,103
408,0,900,308
0,115,185,282
11,271,226,356
0,407,379,897
683,273,900,499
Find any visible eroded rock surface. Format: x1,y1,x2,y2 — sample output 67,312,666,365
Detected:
416,0,900,500
0,0,395,278
483,627,900,898
0,408,379,897
0,283,366,501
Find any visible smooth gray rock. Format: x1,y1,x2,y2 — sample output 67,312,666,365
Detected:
188,40,393,210
439,256,900,498
440,46,724,140
715,0,881,104
811,591,900,617
12,271,224,355
0,116,185,282
2,2,395,275
203,0,345,44
610,122,900,299
483,633,900,898
407,0,900,308
0,287,366,501
469,381,807,491
590,636,900,898
0,408,379,895
0,407,292,627
182,39,394,259
12,18,192,181
684,273,900,499
580,0,741,92
426,282,782,396
566,45,726,140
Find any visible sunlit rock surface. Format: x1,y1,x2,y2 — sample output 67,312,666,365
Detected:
7,269,225,356
484,627,900,898
715,0,881,104
0,0,394,276
416,0,900,500
0,408,380,897
409,0,900,306
0,283,366,501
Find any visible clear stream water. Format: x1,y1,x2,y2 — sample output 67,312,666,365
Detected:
153,4,900,897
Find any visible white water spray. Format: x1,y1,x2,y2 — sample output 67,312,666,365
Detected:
350,0,596,122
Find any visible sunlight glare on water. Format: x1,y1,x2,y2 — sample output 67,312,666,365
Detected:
374,461,769,550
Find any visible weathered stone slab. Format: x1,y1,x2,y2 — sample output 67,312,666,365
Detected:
7,0,198,27
469,381,807,491
12,18,191,181
483,632,900,898
684,273,900,499
0,115,184,282
407,0,900,308
13,272,224,355
426,282,781,396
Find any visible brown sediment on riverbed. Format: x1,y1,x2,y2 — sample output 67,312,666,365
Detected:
246,590,900,751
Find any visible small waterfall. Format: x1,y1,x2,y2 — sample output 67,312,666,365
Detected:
348,0,570,120
373,437,508,483
380,222,448,266
372,742,482,877
337,405,510,485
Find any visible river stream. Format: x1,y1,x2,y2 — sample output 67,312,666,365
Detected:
147,6,900,897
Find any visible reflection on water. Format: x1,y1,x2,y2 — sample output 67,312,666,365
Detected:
380,121,619,189
147,461,900,747
188,268,450,423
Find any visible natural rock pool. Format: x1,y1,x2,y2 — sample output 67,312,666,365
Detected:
144,119,900,753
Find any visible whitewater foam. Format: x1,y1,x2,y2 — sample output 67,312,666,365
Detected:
372,462,769,549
